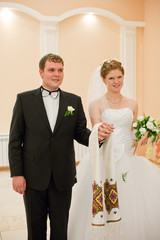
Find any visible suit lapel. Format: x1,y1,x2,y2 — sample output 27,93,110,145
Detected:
53,90,68,135
32,87,52,132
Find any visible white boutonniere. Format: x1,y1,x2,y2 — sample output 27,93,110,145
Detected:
64,106,75,117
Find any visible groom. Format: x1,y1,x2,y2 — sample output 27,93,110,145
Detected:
8,53,108,240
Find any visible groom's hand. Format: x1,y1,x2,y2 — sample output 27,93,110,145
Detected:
12,176,26,195
98,122,114,142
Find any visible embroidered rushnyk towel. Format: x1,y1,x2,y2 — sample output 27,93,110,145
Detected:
89,123,121,239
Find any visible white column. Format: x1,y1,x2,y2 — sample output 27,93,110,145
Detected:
40,21,59,56
120,25,136,100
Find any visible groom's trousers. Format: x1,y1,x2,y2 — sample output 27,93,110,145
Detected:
23,176,72,240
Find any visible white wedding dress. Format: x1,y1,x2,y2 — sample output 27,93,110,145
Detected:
68,108,160,240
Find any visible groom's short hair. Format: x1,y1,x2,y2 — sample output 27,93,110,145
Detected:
39,53,64,70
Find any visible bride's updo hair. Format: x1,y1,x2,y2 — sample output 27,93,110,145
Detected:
100,60,124,79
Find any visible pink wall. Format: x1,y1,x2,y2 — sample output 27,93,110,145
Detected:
143,0,160,117
0,10,40,131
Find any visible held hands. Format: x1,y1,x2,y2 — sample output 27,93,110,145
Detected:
12,176,26,195
98,122,114,142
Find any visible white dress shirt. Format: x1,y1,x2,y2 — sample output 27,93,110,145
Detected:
41,87,60,132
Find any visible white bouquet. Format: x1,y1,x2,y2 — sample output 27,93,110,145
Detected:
132,115,160,145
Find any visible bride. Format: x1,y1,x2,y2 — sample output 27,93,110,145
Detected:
68,60,160,240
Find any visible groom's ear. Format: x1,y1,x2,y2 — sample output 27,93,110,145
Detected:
39,68,43,78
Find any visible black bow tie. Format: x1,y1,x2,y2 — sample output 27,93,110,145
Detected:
41,86,59,99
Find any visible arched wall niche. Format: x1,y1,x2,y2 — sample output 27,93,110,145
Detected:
0,2,145,103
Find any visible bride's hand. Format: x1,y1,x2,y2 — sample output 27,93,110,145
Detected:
98,122,114,142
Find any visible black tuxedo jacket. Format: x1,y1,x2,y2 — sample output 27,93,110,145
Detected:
9,87,91,191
